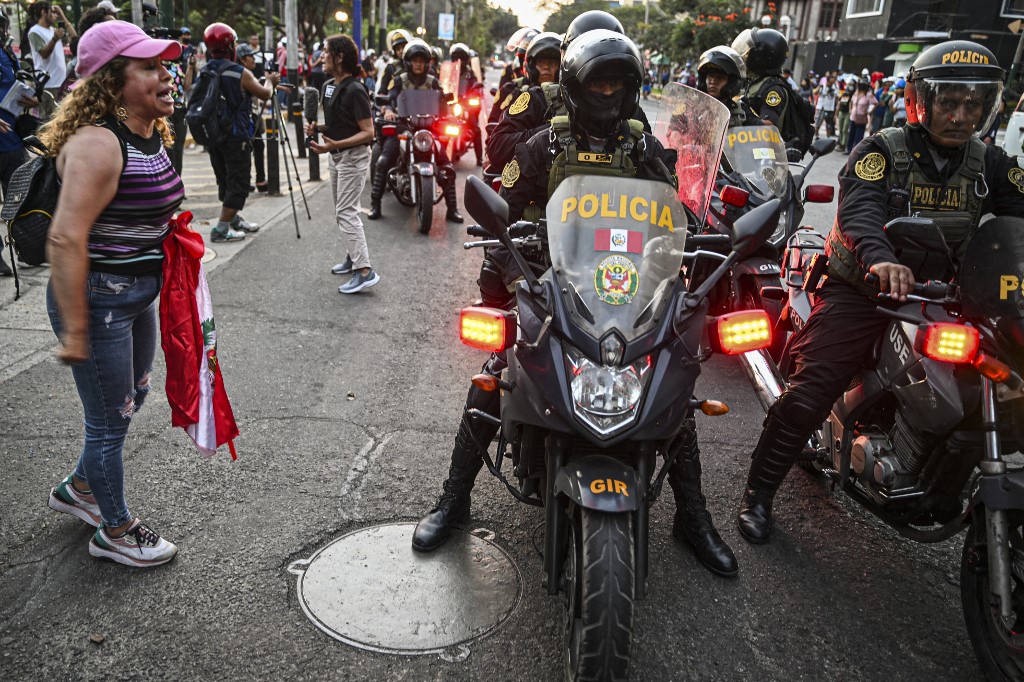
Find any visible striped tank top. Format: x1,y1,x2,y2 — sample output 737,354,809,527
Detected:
88,117,184,275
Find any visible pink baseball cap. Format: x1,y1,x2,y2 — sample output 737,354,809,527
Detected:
77,20,182,78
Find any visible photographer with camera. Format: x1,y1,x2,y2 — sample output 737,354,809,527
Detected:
27,2,75,106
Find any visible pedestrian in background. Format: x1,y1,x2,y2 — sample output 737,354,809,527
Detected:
836,79,853,150
890,79,908,129
309,41,325,93
42,21,184,567
845,81,875,154
236,43,267,193
305,34,379,294
813,74,837,138
201,22,279,242
167,29,196,177
27,1,75,109
0,9,37,277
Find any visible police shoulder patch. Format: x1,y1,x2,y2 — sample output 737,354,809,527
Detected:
509,92,530,116
1009,167,1024,193
500,92,513,109
501,159,520,188
765,90,783,108
854,152,886,181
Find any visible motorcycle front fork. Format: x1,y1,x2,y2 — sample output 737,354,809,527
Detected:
980,377,1017,626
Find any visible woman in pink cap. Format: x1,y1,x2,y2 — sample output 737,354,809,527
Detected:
42,20,185,568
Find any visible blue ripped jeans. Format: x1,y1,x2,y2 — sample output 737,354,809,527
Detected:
47,272,161,528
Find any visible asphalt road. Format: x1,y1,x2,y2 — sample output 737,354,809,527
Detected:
0,94,986,681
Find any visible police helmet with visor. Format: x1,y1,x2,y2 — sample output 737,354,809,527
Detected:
506,27,538,53
449,42,470,63
387,29,412,53
524,32,561,84
730,27,788,76
402,38,432,72
906,40,1004,143
697,45,745,100
560,29,642,138
561,10,624,52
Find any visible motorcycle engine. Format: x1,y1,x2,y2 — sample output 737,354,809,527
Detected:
850,412,937,491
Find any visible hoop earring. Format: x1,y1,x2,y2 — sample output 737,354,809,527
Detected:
115,104,128,122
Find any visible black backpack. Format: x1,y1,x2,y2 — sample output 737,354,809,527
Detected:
755,77,815,156
2,136,59,295
185,61,237,146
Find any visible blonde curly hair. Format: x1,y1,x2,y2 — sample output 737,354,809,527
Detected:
38,58,174,155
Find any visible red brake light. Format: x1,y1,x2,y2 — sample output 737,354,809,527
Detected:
720,185,749,208
916,323,979,363
444,124,461,137
805,184,834,203
712,310,772,354
381,124,397,137
468,97,480,107
460,307,515,352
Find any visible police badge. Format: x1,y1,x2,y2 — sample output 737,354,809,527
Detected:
594,255,640,305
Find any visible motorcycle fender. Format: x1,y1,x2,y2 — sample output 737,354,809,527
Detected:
733,257,781,278
411,162,435,177
554,455,642,513
972,469,1024,512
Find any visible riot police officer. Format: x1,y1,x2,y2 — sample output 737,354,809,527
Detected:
449,42,484,166
736,41,1024,544
488,28,539,124
731,28,797,153
413,30,738,579
696,45,758,127
377,29,411,95
498,27,535,91
369,39,462,223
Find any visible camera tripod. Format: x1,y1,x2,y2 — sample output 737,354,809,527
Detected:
262,87,311,238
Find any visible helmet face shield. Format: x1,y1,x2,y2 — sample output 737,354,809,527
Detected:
913,78,1003,144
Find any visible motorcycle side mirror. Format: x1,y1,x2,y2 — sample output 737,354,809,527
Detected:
804,184,834,203
884,216,950,255
732,198,782,259
720,185,749,208
374,94,389,107
464,175,509,238
811,137,837,157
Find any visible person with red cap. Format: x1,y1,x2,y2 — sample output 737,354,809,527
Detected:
41,20,187,567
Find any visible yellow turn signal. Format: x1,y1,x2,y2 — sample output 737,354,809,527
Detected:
699,400,730,416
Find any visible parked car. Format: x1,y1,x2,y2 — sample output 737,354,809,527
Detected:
1001,92,1024,156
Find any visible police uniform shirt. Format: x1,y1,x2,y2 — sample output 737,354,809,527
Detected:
751,78,789,128
321,76,372,144
836,125,1024,270
489,78,523,123
486,87,549,172
379,62,403,96
499,126,676,223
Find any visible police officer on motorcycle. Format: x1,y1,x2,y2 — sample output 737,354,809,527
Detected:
369,38,462,223
378,29,412,94
696,45,757,127
498,27,536,91
488,28,539,124
736,41,1024,544
731,28,800,157
449,42,484,166
413,30,739,578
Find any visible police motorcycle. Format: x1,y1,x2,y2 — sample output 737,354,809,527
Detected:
376,88,461,234
458,85,781,681
440,50,485,165
738,216,1024,680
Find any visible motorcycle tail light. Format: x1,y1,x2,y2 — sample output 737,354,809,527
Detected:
720,185,749,208
712,310,772,355
381,125,397,137
972,352,1012,382
468,97,480,107
460,307,515,352
915,323,979,363
413,130,434,153
804,184,835,203
453,103,464,116
444,124,461,137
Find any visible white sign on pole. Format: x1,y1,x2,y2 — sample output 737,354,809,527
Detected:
438,13,455,41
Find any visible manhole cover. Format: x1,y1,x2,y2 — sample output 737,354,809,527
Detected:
289,522,522,655
201,247,216,264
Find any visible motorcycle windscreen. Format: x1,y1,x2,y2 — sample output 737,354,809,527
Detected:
439,62,459,99
396,89,444,118
722,125,791,198
959,216,1024,319
652,82,730,220
546,175,689,343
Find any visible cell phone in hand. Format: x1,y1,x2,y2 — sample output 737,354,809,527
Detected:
57,20,65,30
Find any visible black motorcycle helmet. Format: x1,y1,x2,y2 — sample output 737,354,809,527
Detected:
524,32,561,84
402,39,432,72
560,10,624,52
449,42,470,63
731,27,788,76
560,29,642,138
907,40,1004,142
513,28,540,77
697,45,746,100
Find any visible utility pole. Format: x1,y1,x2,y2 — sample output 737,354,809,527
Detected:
354,0,362,51
380,0,388,53
131,0,142,27
285,0,303,158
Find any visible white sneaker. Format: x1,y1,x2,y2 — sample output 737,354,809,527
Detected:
339,269,380,294
89,520,177,568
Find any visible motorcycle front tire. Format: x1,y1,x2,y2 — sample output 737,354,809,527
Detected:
562,506,635,682
961,510,1024,681
416,175,434,235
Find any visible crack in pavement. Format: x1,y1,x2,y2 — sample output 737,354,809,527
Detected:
338,429,395,517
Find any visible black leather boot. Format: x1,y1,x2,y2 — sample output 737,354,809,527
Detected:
737,412,810,544
412,385,499,552
668,423,738,578
368,165,388,220
443,168,463,223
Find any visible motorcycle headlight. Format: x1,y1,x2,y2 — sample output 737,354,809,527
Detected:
453,102,463,117
413,130,434,153
565,346,652,435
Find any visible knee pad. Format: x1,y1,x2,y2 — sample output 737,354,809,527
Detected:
478,257,514,310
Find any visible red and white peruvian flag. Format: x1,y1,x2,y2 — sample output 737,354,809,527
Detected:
594,228,643,254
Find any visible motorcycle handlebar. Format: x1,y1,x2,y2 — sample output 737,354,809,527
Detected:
465,221,539,240
686,234,732,249
865,273,951,300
